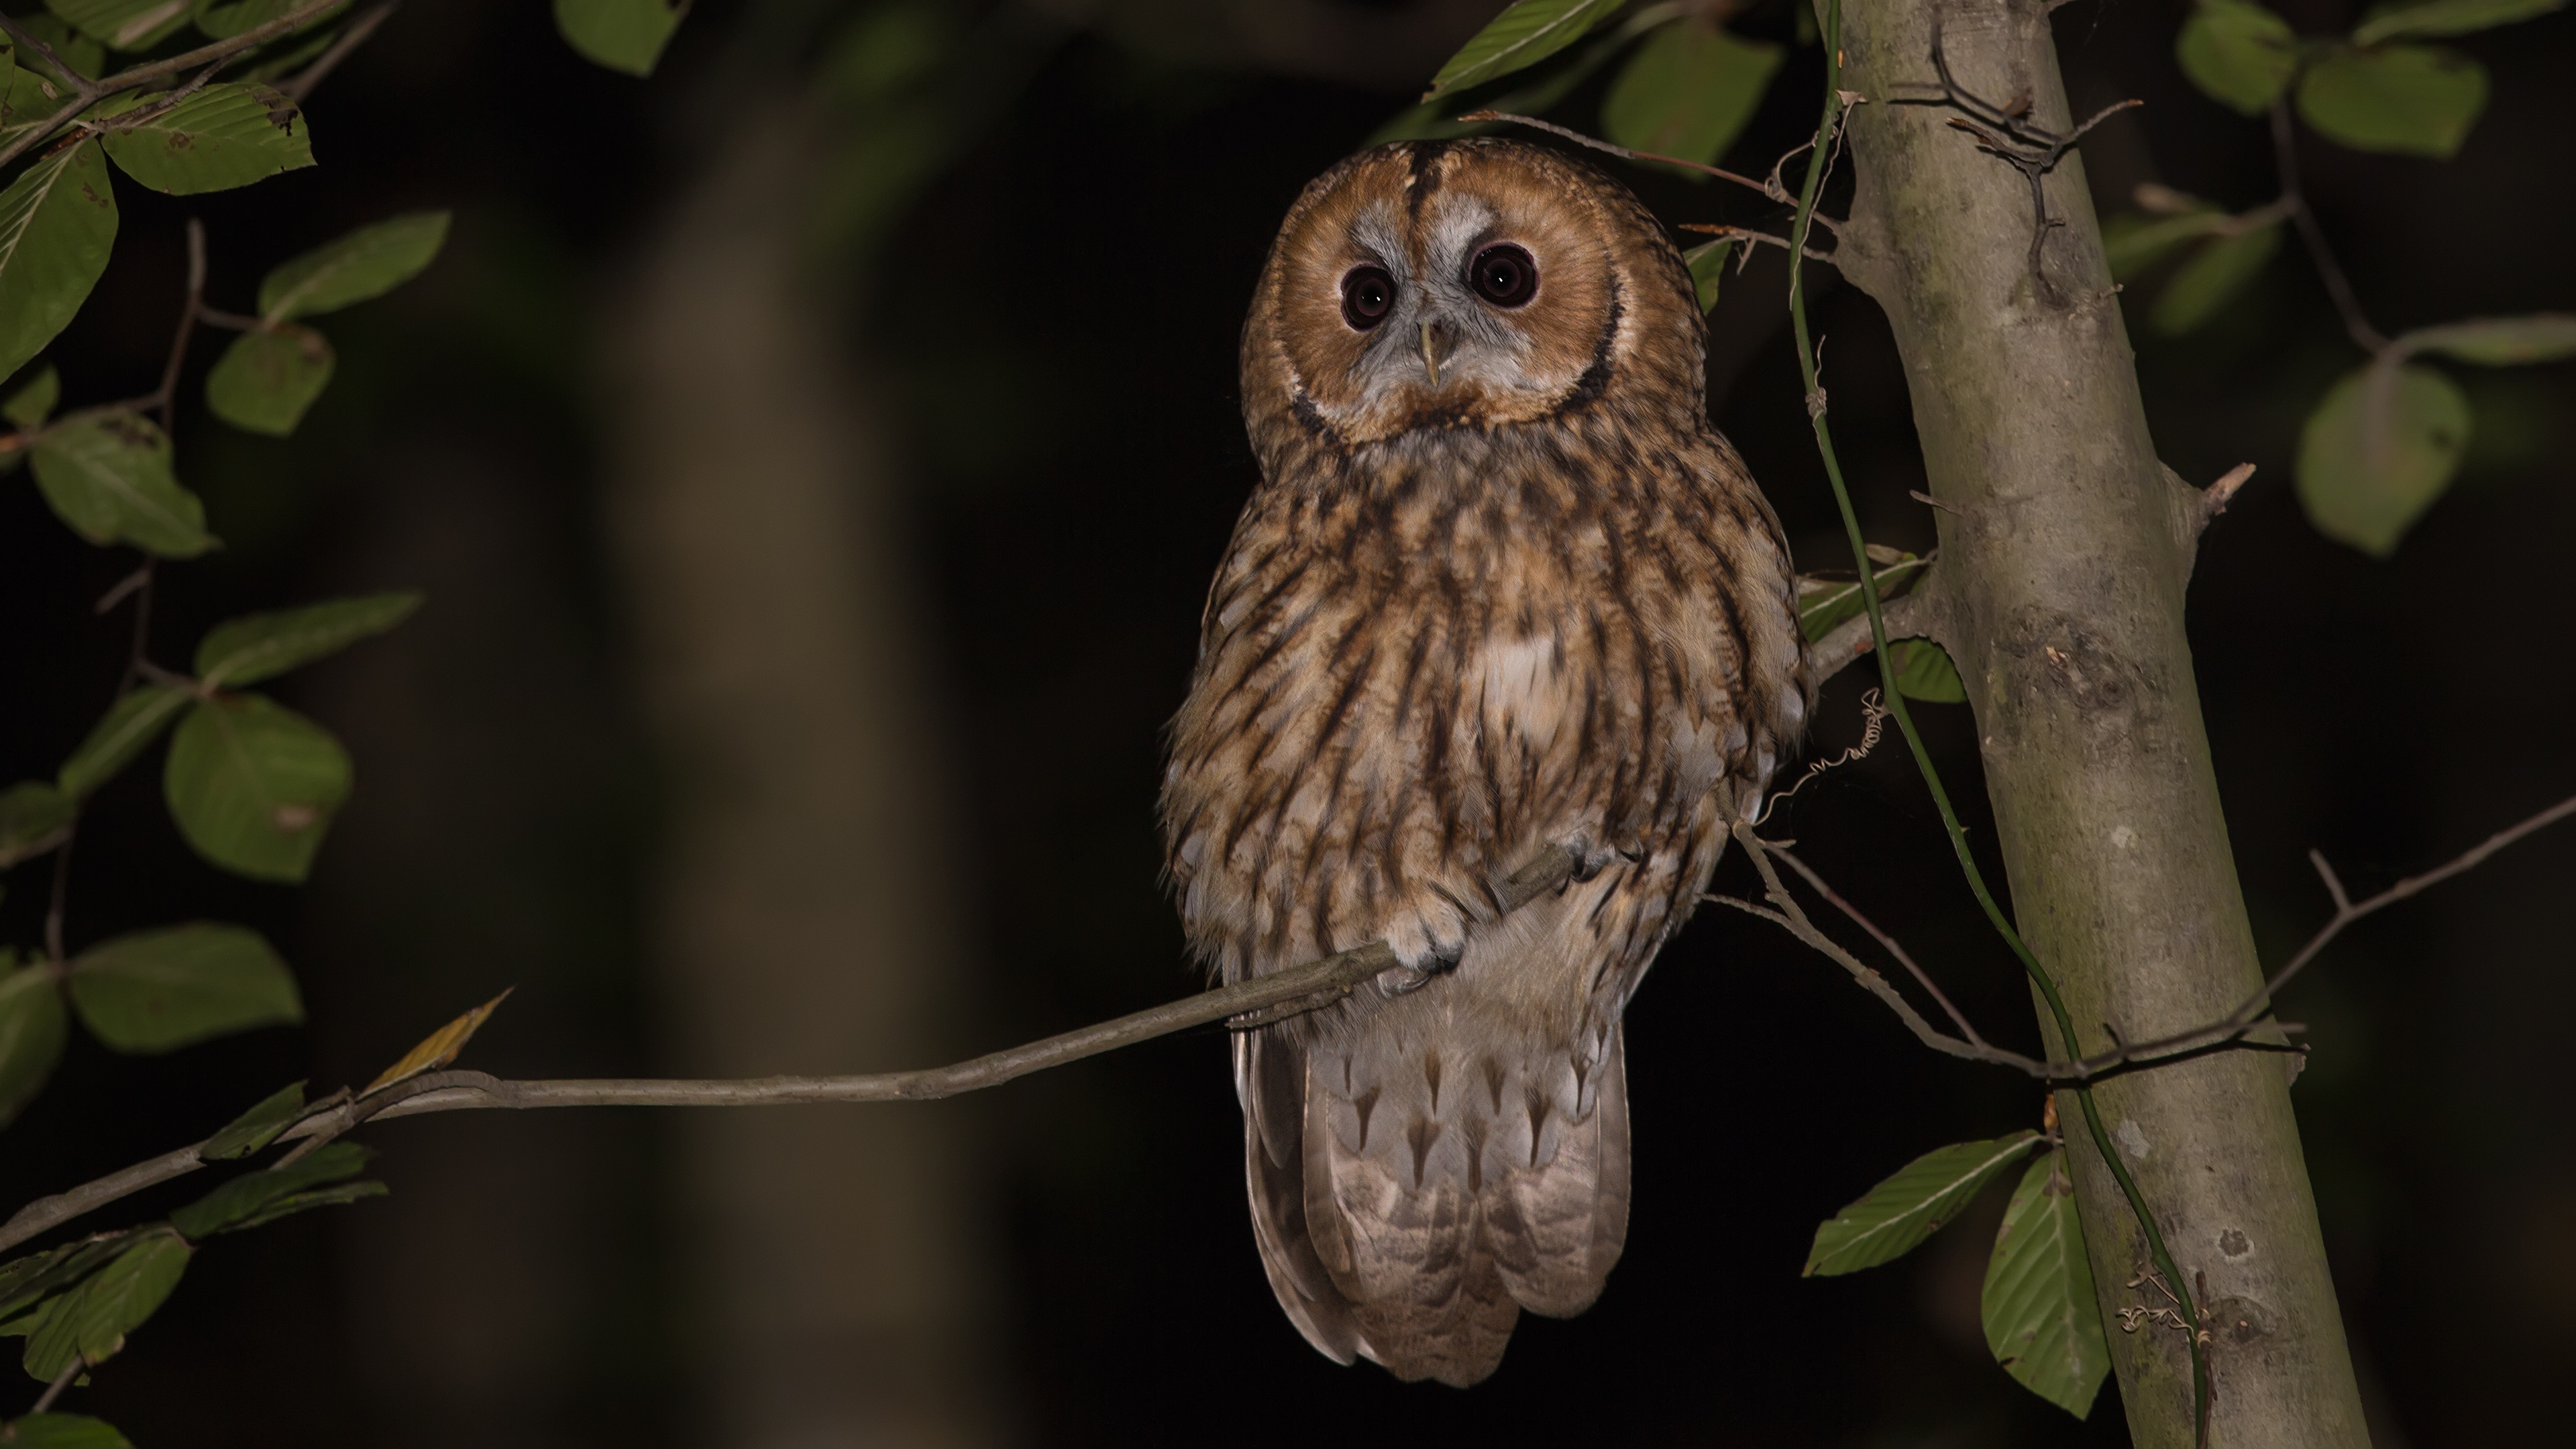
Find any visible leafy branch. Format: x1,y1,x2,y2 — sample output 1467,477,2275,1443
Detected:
0,0,352,172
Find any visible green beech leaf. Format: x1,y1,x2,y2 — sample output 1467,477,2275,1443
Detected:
1983,1148,2109,1417
56,685,190,800
554,0,690,78
258,210,448,321
0,781,75,866
1599,22,1783,172
99,83,313,195
15,17,104,84
2149,222,2282,335
1423,0,1625,99
205,323,335,435
2100,209,2229,280
30,410,216,557
1805,1132,2039,1275
2298,44,2485,157
193,0,322,39
2297,362,2470,555
66,923,303,1053
46,0,193,52
2353,0,2565,44
169,1140,370,1238
3,362,57,426
2176,0,2300,114
21,1230,187,1381
194,592,419,688
2401,314,2576,366
0,140,118,388
1683,239,1731,314
1890,637,1968,704
201,1079,304,1158
0,39,13,100
0,1413,134,1448
0,961,68,1127
164,694,351,881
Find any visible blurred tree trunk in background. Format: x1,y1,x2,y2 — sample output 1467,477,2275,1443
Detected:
606,100,1008,1449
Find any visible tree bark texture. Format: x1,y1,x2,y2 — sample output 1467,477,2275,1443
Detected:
1828,1,2368,1442
608,104,1008,1449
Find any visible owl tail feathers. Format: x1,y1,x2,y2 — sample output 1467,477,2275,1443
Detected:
1236,1028,1633,1388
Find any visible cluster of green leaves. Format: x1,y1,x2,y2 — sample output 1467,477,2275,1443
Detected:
2112,0,2576,554
0,5,446,1435
1,590,423,1120
0,1080,383,1439
1806,1133,2110,1417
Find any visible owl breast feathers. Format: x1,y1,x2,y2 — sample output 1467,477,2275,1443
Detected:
1160,139,1809,1387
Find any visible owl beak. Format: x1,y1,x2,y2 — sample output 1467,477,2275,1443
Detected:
1419,318,1460,387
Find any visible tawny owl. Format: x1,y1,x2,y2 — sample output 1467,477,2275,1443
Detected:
1160,138,1809,1387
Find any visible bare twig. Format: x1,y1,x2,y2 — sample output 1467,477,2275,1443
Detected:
148,220,208,432
0,0,352,173
1677,221,1835,263
1764,839,1987,1047
0,846,1582,1256
2269,99,2387,354
1460,110,1794,207
2092,791,2576,1067
2199,462,2257,526
30,1356,80,1413
1717,819,2046,1070
1721,792,2576,1085
1899,17,2139,288
281,1,396,105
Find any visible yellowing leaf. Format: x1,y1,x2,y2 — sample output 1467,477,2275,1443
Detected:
364,989,510,1095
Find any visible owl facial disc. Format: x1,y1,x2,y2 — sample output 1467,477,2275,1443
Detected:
1245,140,1705,448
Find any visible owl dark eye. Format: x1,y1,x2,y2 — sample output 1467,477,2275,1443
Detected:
1468,244,1537,307
1340,265,1395,330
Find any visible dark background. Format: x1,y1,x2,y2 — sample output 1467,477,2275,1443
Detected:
3,1,2569,1444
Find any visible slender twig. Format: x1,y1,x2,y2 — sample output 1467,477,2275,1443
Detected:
0,15,95,89
1764,840,1986,1046
1678,221,1835,263
2269,98,2387,354
42,824,73,965
0,0,351,173
281,1,395,105
2085,791,2576,1069
1460,110,1787,204
151,221,207,432
30,1356,80,1413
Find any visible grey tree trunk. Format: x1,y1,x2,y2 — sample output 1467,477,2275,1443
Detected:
1826,1,2369,1442
607,104,1009,1449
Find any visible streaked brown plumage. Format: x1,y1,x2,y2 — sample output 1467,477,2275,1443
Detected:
1161,139,1807,1387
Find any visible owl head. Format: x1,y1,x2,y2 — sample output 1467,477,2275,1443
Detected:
1242,138,1705,452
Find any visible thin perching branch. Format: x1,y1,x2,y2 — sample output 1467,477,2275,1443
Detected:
0,847,1581,1256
